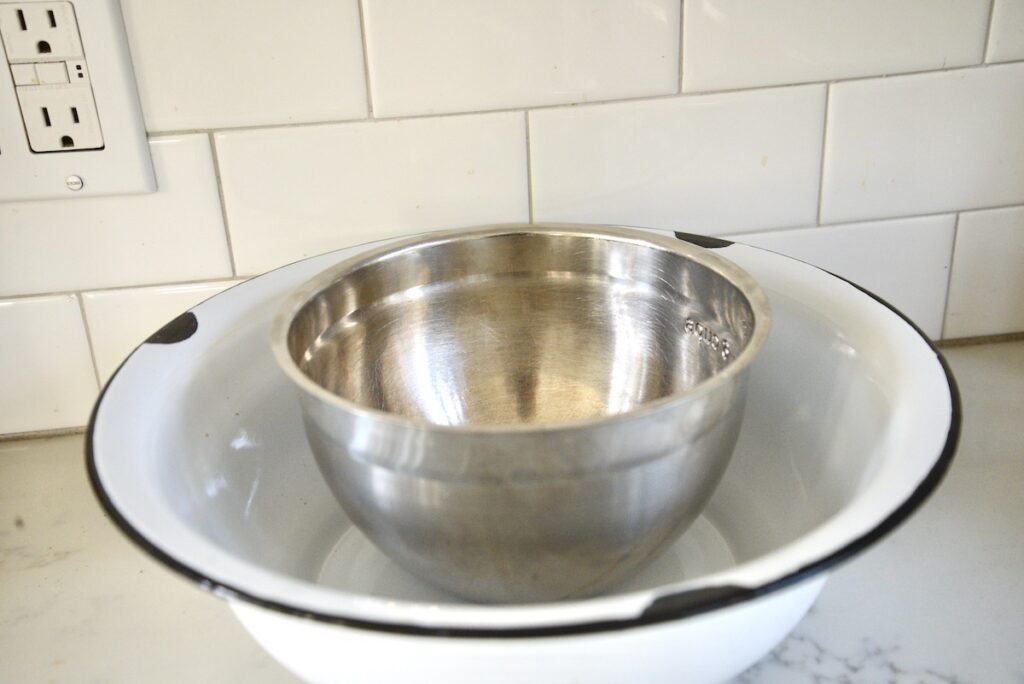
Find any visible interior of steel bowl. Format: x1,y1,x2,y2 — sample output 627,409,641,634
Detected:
285,231,760,427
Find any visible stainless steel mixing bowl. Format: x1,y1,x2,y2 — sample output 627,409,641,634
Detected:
273,225,771,603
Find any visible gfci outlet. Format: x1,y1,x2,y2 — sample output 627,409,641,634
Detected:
4,2,104,152
0,0,154,201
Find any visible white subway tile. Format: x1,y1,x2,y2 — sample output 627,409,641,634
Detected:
0,135,231,297
945,205,1024,338
363,0,679,117
121,0,367,130
682,1,988,92
216,113,529,275
530,85,825,235
987,0,1024,63
726,215,956,339
0,296,97,434
82,281,242,383
821,64,1024,224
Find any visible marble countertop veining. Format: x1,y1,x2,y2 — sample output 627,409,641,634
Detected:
1,341,1022,683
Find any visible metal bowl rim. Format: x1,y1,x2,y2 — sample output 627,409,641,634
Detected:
271,223,772,435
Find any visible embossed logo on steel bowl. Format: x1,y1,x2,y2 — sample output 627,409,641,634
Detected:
685,318,732,361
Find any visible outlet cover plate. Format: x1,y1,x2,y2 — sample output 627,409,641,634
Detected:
0,0,154,201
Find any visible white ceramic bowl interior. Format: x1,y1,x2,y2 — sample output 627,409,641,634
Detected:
88,227,958,684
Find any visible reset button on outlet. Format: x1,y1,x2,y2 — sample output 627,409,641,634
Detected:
35,60,68,83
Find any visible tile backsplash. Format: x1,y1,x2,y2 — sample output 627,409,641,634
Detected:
726,215,957,339
120,0,368,130
81,280,242,383
681,0,990,91
529,84,825,233
215,112,528,274
987,0,1024,63
1,0,1022,435
0,135,230,296
0,296,97,435
362,0,681,116
821,62,1024,223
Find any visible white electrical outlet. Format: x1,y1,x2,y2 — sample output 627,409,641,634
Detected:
2,2,103,152
0,0,154,201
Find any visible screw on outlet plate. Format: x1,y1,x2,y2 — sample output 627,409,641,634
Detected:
65,174,83,191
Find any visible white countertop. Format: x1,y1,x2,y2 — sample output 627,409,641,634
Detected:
2,340,1022,683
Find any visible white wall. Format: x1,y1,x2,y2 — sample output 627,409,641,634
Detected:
2,0,1023,435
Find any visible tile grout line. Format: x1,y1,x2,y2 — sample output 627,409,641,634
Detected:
815,83,831,226
208,132,238,277
723,200,1024,239
939,330,1024,348
524,111,535,223
677,0,685,94
670,56,1024,93
940,212,962,340
2,201,1022,304
141,57,1024,139
145,85,789,138
356,0,375,118
0,275,246,303
982,0,997,63
0,425,86,443
74,293,103,391
812,201,1024,228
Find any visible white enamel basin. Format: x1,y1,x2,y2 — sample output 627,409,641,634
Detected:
87,228,958,684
